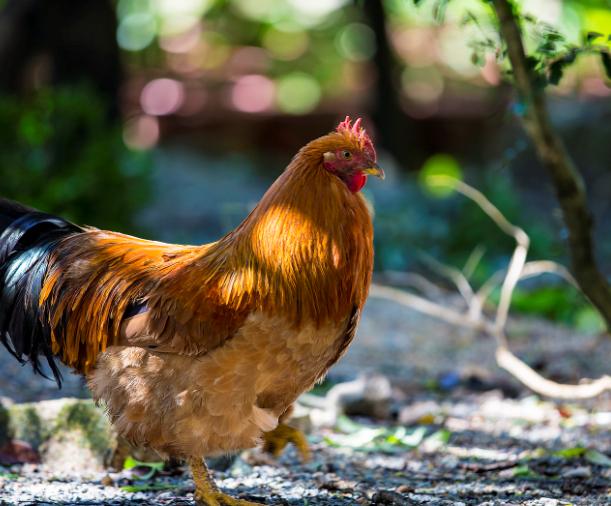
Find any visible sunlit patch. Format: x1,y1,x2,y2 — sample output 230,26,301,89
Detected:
288,0,349,25
123,115,160,150
233,0,288,23
140,78,185,116
231,75,275,113
153,0,214,35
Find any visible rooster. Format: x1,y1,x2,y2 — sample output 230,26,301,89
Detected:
0,117,383,505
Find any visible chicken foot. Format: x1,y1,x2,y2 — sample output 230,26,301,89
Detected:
262,423,311,462
189,457,263,506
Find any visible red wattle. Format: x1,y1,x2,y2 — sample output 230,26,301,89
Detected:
347,173,367,193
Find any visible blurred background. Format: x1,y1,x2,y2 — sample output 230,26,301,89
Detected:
0,0,610,381
1,2,611,502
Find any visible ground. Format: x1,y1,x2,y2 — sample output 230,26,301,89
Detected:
0,291,609,505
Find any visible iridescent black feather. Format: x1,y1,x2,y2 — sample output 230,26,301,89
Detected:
0,198,81,387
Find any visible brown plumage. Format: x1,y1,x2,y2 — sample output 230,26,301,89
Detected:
0,117,383,504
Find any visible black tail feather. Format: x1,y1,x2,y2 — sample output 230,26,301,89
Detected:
0,198,82,387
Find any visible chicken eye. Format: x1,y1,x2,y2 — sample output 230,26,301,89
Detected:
341,150,352,159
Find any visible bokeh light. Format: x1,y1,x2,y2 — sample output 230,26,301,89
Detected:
288,0,349,26
402,67,445,104
419,154,463,198
231,75,275,113
117,12,156,51
263,27,309,61
123,115,160,150
233,0,288,23
153,0,214,36
140,79,185,116
276,73,321,115
159,22,202,53
335,23,377,62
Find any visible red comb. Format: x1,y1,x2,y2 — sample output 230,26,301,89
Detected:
337,116,364,136
336,115,376,160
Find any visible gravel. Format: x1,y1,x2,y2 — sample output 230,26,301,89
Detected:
1,292,609,505
1,388,609,505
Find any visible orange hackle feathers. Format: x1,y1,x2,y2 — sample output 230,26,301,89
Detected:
38,123,375,375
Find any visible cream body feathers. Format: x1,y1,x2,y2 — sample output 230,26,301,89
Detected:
89,313,350,457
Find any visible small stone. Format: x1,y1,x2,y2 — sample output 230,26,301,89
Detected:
561,466,592,479
395,484,414,494
100,474,114,486
371,490,411,505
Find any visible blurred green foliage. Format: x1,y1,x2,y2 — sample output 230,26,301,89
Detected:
374,170,560,276
371,170,607,329
0,86,151,231
506,286,605,332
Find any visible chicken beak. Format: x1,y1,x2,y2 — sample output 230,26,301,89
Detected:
361,164,385,180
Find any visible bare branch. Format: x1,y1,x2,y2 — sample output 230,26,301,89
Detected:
376,271,446,299
371,176,610,399
495,347,611,399
370,284,485,331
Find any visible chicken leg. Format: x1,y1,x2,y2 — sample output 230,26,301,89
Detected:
262,423,311,462
190,458,262,506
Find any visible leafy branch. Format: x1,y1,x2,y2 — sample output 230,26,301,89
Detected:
411,0,611,329
490,0,611,329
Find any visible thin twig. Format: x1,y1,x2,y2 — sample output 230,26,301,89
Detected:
462,245,486,280
420,252,474,307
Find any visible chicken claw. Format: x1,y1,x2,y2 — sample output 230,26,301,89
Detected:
190,458,263,506
262,423,311,462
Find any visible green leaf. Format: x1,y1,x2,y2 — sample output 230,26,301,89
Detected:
586,31,604,44
398,426,428,447
123,456,164,480
554,447,586,459
512,464,534,477
335,415,368,434
548,60,564,85
433,0,449,23
426,429,451,445
585,449,611,467
325,423,430,453
601,52,611,80
471,51,485,67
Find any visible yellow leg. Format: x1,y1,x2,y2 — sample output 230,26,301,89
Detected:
262,423,311,462
107,436,132,470
189,457,263,506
